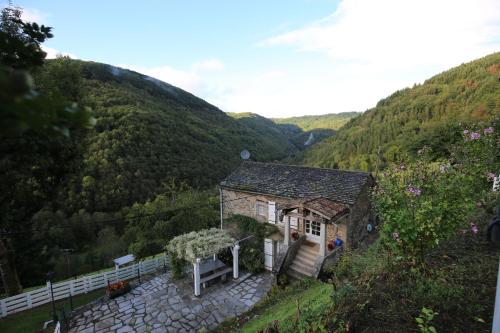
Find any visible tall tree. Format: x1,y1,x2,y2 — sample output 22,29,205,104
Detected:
0,3,93,295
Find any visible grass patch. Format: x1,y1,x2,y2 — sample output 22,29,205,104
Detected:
240,281,331,332
0,289,103,333
214,279,332,333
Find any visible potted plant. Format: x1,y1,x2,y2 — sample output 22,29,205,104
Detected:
106,280,131,299
291,231,299,241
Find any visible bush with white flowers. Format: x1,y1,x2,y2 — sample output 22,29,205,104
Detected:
165,228,235,262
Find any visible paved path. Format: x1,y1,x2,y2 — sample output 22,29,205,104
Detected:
69,272,272,333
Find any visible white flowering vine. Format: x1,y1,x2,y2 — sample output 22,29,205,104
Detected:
165,228,235,262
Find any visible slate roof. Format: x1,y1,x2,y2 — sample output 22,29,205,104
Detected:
220,161,371,206
280,197,349,222
302,198,349,221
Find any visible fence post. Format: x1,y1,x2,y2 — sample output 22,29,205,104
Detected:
194,258,201,297
26,293,32,309
83,276,89,293
46,281,51,298
0,299,6,318
103,272,108,288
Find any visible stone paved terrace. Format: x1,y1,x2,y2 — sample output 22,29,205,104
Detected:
69,272,272,333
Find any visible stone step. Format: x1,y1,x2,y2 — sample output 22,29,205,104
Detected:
294,254,316,267
290,261,315,276
291,260,314,274
287,267,307,280
296,249,317,262
301,245,319,256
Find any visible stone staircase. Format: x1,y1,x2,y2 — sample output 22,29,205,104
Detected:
288,242,319,278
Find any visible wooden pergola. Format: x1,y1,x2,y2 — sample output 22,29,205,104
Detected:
166,228,239,296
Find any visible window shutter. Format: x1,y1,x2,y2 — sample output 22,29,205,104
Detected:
268,201,276,224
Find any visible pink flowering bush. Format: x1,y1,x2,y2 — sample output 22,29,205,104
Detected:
373,121,499,264
454,122,499,195
374,160,474,264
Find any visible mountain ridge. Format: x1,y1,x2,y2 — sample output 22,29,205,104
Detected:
294,52,500,170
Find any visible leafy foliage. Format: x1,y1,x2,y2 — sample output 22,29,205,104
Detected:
373,122,499,263
122,189,219,259
31,60,320,214
222,215,278,273
0,4,93,296
273,112,360,131
166,228,235,263
374,160,475,262
416,307,438,333
0,6,93,138
229,112,360,152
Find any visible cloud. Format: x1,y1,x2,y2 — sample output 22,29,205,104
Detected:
208,70,388,118
42,46,78,59
248,0,500,117
118,63,206,95
20,7,49,24
192,58,224,72
118,58,224,95
262,0,500,69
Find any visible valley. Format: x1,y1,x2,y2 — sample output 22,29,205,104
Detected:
1,3,500,331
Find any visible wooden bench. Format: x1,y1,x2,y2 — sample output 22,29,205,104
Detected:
200,267,233,288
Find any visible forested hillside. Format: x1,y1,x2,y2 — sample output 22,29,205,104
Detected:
227,112,297,152
296,52,500,170
35,59,304,213
228,112,359,151
273,112,360,131
1,57,320,288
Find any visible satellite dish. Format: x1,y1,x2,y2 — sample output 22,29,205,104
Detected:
240,149,251,160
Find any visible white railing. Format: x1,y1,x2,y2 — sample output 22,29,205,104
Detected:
0,255,168,318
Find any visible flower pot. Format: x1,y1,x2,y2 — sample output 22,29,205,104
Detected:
106,281,131,299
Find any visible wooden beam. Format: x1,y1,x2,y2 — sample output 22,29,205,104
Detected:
283,212,325,223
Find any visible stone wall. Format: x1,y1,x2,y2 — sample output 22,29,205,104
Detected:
221,188,302,230
346,180,375,249
317,247,344,279
325,216,348,252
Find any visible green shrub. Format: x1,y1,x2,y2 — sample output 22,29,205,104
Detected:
416,307,438,333
169,252,185,279
224,215,277,273
373,122,499,264
240,244,265,272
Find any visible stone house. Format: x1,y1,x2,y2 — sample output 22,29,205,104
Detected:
220,161,375,278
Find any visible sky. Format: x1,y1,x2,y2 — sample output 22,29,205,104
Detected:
9,0,500,118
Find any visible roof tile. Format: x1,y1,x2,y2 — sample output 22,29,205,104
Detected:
220,161,371,205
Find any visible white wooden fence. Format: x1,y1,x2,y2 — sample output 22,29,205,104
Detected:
0,255,168,318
